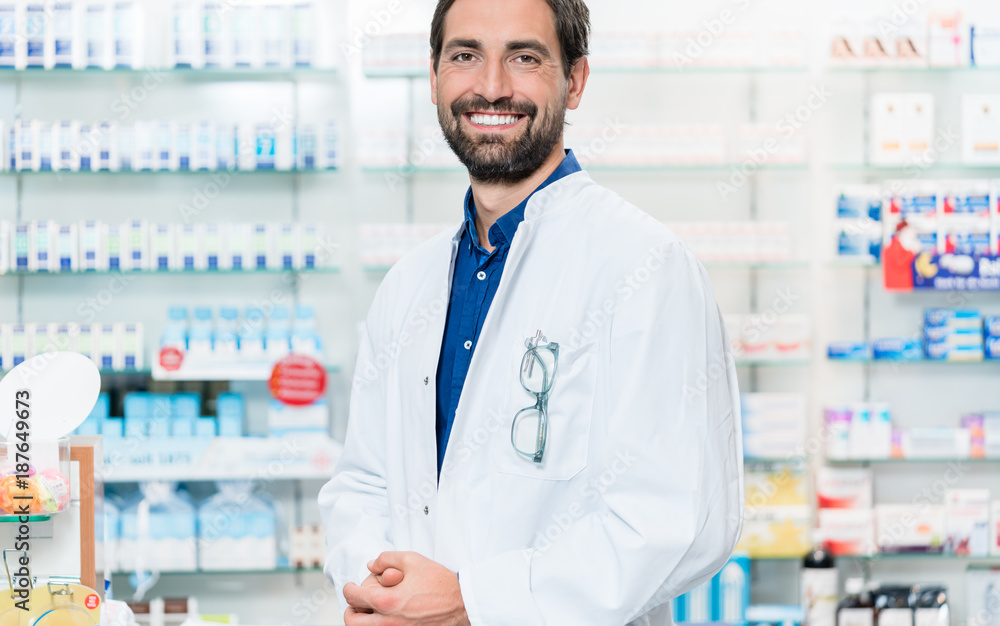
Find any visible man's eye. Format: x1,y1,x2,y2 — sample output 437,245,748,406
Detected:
454,53,476,62
515,55,538,64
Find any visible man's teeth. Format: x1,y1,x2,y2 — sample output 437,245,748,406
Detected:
469,113,519,126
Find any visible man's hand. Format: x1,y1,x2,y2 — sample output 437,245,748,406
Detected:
343,552,470,625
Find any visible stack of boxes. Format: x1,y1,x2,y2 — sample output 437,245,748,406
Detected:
101,392,244,439
741,393,807,460
735,463,810,558
987,315,1000,359
816,468,875,556
924,309,985,361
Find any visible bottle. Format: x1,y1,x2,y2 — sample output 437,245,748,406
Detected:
838,578,875,626
909,584,949,626
874,585,913,626
802,531,838,626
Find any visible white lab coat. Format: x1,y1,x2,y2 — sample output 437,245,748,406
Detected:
319,169,744,625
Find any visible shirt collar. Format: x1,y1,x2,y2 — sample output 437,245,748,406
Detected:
464,150,582,253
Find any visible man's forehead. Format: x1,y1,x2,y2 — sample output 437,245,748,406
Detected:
443,0,557,46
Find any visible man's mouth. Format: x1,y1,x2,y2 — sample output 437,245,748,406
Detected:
464,112,526,129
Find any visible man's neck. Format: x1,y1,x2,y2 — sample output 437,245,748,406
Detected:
470,142,566,253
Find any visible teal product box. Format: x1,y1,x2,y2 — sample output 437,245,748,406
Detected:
924,308,982,329
746,605,804,626
676,578,714,623
124,415,147,437
216,392,244,418
828,341,872,361
172,416,196,437
985,316,1000,339
150,394,172,420
148,416,170,438
925,340,985,361
123,392,149,419
218,412,242,437
173,393,201,420
872,338,923,361
101,417,124,438
713,555,750,624
986,337,1000,359
924,326,983,345
196,417,217,438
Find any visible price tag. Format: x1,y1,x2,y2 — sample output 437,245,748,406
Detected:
269,355,327,406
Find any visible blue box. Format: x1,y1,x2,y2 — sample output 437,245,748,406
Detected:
89,393,110,420
196,417,217,438
986,337,1000,360
713,555,750,623
925,340,985,361
923,327,983,345
218,413,242,437
216,392,244,419
172,416,196,437
173,393,201,420
148,415,170,438
124,415,147,437
827,341,872,361
150,394,172,420
873,338,924,361
123,392,150,419
101,418,124,438
985,316,1000,339
924,308,982,329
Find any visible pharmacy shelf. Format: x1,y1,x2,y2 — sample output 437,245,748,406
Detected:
829,65,999,74
102,436,341,483
150,362,341,382
362,261,809,273
735,359,811,367
744,457,807,464
111,566,324,576
363,65,809,79
840,554,1000,564
0,168,338,176
1,267,340,278
828,457,1000,465
361,162,807,174
830,162,1000,173
0,66,339,81
828,357,1000,365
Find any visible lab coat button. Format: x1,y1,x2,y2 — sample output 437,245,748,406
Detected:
463,340,472,350
424,376,429,385
423,506,429,515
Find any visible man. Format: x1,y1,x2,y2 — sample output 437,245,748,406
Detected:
319,0,744,623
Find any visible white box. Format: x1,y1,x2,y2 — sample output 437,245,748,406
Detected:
12,223,29,271
0,324,8,371
231,4,261,68
816,467,872,509
155,120,176,171
192,121,216,171
96,323,117,370
9,324,28,366
112,2,143,69
84,2,112,70
55,222,78,272
0,220,9,275
972,24,1000,67
876,504,946,553
226,223,251,270
250,222,279,270
991,501,1000,556
79,220,108,272
0,4,19,69
117,322,143,371
106,223,126,271
75,324,99,366
928,12,970,67
36,121,53,171
94,120,115,171
133,121,155,171
14,119,38,172
237,122,257,171
53,120,81,171
177,223,205,271
24,3,46,68
29,219,57,272
945,489,990,556
817,508,875,556
170,2,203,68
902,428,972,459
122,219,149,271
150,223,178,271
298,223,324,269
962,95,1000,165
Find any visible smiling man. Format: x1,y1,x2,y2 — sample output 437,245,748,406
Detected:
319,0,744,624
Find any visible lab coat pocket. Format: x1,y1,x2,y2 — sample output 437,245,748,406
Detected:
492,336,598,481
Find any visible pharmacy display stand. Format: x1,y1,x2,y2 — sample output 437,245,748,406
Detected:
0,353,105,605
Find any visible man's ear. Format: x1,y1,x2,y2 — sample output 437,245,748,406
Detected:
566,56,590,111
430,57,438,105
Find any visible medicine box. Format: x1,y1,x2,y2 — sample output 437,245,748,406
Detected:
817,508,875,556
961,95,1000,165
944,489,990,556
876,504,946,553
816,467,872,509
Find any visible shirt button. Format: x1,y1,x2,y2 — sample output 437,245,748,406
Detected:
424,506,429,515
477,271,486,281
464,340,472,350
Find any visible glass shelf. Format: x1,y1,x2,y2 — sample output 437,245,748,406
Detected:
841,553,1000,563
361,162,807,174
735,359,811,367
111,566,324,576
0,168,338,176
1,267,340,278
830,162,1000,173
363,261,809,273
0,66,339,81
828,457,1000,465
744,457,807,464
363,65,809,79
829,65,998,74
829,357,1000,365
1,365,342,379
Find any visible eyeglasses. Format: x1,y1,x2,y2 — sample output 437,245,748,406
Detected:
511,330,559,463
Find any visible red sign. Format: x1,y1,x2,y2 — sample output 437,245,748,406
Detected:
85,594,100,610
269,355,327,406
158,347,184,372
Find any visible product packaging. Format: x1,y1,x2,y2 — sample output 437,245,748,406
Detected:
944,488,990,556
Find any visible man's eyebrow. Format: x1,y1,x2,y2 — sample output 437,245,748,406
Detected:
506,40,553,58
443,38,483,53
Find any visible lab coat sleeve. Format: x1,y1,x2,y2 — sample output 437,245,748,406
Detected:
318,305,396,611
458,240,744,625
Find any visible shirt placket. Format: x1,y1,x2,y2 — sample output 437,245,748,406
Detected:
448,246,498,413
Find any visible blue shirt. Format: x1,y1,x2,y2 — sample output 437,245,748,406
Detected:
435,150,582,475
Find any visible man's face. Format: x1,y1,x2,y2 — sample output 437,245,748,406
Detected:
431,0,577,185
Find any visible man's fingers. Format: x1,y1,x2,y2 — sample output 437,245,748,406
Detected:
343,582,375,611
370,551,409,576
344,606,379,625
376,567,404,587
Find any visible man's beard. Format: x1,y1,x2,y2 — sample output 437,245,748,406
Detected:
438,94,565,185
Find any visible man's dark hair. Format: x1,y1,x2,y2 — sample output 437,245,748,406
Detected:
429,0,591,79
